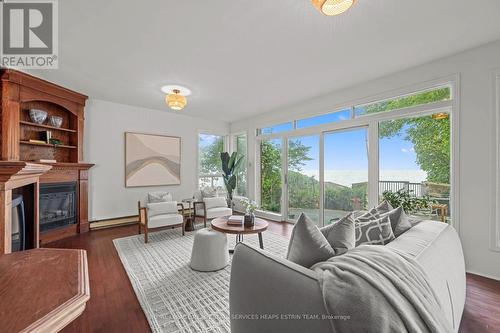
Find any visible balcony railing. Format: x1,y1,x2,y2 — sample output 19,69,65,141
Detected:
379,180,424,197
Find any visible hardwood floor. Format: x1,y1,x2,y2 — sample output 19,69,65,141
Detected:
47,221,500,333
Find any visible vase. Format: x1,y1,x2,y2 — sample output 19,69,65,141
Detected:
244,213,255,227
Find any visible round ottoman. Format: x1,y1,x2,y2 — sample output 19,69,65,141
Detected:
190,228,229,272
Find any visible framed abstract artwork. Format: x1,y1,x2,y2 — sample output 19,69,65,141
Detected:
125,132,181,187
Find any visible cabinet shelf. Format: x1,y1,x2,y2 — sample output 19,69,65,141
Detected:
20,120,77,133
20,141,77,149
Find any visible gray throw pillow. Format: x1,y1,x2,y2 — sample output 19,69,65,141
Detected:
287,213,336,268
355,215,395,246
356,200,393,222
381,207,412,237
320,213,355,255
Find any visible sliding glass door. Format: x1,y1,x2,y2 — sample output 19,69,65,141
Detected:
323,127,369,226
286,135,320,225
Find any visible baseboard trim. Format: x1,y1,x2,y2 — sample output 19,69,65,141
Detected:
90,215,138,230
466,270,500,282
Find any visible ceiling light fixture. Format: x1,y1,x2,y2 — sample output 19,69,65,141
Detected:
311,0,356,16
166,89,187,110
161,85,191,111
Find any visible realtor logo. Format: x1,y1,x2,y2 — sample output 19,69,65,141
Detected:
1,0,58,68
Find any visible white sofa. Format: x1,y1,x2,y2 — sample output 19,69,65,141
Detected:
229,220,466,332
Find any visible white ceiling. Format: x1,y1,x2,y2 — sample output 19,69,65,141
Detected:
31,0,500,122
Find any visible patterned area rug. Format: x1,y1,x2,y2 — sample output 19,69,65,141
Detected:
113,228,289,333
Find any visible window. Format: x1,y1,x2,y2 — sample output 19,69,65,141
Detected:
258,122,293,135
198,133,224,188
379,113,451,222
287,135,320,225
354,86,451,117
324,128,368,225
260,138,282,213
296,109,351,129
256,83,455,226
234,134,247,196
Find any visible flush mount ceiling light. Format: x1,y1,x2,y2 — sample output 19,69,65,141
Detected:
161,85,191,111
311,0,356,16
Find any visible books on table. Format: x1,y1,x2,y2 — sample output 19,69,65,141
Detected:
227,215,244,226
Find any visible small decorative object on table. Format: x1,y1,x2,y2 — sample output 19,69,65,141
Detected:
241,198,258,227
29,109,48,124
48,115,63,128
227,215,244,226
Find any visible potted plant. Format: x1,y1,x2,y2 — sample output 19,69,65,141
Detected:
382,189,437,219
241,198,258,227
220,152,244,208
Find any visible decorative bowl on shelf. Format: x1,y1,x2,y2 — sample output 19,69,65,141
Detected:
48,115,63,128
29,109,48,124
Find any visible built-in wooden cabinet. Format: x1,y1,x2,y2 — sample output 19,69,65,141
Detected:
0,69,94,250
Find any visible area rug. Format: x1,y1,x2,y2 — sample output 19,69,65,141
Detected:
113,228,289,333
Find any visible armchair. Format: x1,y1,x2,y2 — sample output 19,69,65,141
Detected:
138,200,185,243
193,196,232,227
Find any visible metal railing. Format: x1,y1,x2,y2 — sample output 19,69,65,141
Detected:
379,180,424,197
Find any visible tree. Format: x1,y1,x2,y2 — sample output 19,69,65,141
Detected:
371,88,451,184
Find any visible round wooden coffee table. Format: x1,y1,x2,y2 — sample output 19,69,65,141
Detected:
211,216,269,253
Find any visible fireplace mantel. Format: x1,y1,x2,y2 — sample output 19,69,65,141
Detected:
0,161,52,254
0,69,94,247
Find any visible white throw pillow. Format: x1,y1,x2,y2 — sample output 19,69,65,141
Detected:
147,201,178,217
203,197,227,210
148,191,173,203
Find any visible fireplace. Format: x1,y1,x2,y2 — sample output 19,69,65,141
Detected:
40,183,77,232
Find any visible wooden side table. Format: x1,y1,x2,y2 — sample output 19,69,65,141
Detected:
0,248,90,333
431,203,448,222
182,198,195,231
211,216,269,253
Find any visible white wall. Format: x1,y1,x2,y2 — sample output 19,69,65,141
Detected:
84,99,229,221
231,40,500,280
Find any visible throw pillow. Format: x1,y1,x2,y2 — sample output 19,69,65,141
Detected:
320,213,356,255
355,215,395,246
203,196,227,210
147,201,178,217
356,200,394,222
287,213,337,268
381,206,412,237
148,191,172,203
201,187,218,198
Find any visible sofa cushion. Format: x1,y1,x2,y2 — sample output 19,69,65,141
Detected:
320,213,355,254
355,215,395,246
287,213,336,268
206,207,232,219
148,213,183,228
204,196,227,210
147,201,178,217
148,191,172,203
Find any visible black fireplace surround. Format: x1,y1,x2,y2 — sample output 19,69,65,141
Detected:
39,182,77,232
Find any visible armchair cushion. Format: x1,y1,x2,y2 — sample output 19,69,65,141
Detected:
206,207,233,219
147,201,179,217
149,214,183,228
148,191,173,203
203,197,227,210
